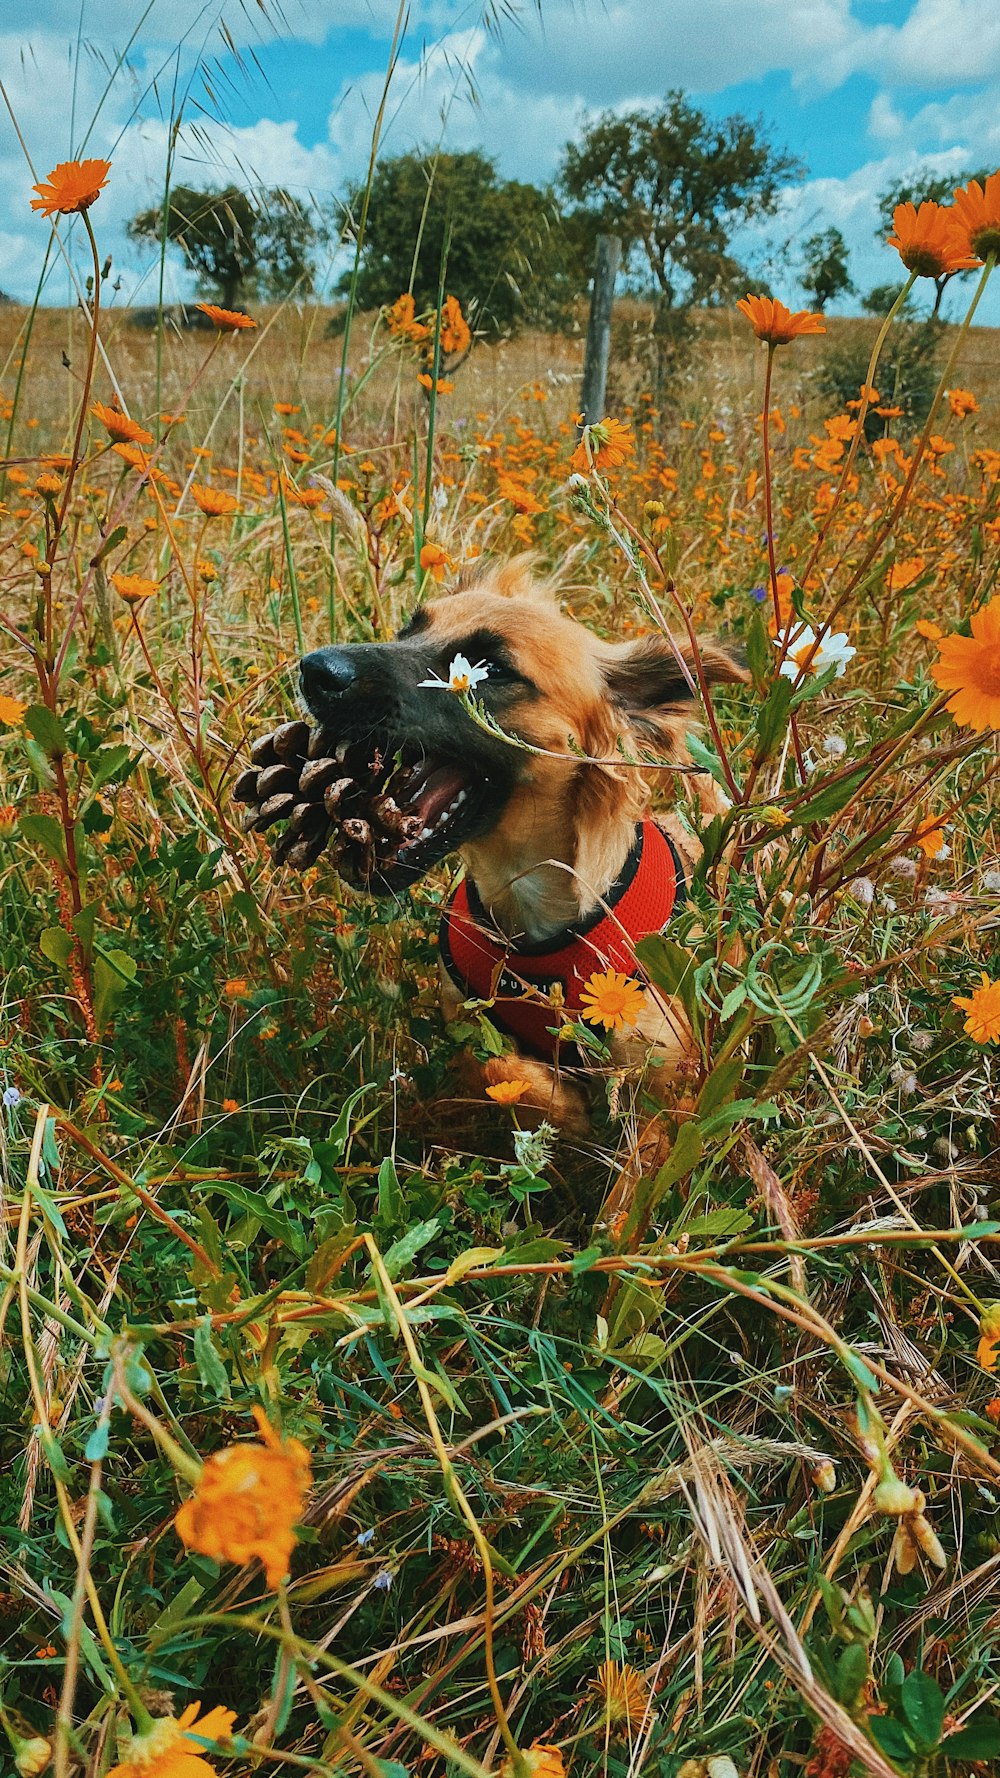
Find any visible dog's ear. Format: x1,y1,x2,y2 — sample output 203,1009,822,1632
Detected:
602,634,747,745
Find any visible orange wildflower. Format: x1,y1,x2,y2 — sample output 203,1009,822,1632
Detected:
113,443,151,474
915,822,947,859
887,556,925,592
588,1658,650,1732
195,303,257,332
570,417,635,474
736,294,825,346
951,172,1000,261
0,693,27,726
419,541,453,582
191,484,239,518
507,1746,565,1778
223,978,249,1000
92,400,153,447
221,1097,240,1114
579,968,645,1032
931,593,1000,730
111,572,158,605
915,618,943,640
274,402,301,415
106,1702,236,1778
886,200,979,277
174,1406,311,1587
953,974,1000,1045
439,293,471,356
35,473,62,496
30,158,110,218
948,387,979,418
385,293,429,343
417,373,455,394
485,1078,533,1105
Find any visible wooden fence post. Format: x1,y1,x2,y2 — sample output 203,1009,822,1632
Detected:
579,233,621,426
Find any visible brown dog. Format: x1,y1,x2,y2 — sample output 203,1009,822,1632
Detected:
298,556,745,1137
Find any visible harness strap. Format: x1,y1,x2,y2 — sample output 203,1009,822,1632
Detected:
439,821,685,1062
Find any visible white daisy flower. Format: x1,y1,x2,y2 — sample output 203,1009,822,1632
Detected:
419,653,490,694
775,625,856,682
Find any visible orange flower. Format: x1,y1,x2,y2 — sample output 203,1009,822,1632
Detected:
953,973,1000,1045
985,1399,1000,1424
223,977,248,1000
951,172,1000,261
588,1658,650,1732
34,473,62,497
915,618,943,640
570,417,635,474
195,303,257,332
221,1097,240,1114
886,200,979,277
30,158,111,218
0,693,27,726
417,373,455,394
949,387,979,418
439,294,471,356
579,968,645,1032
111,572,158,604
486,1078,533,1105
736,294,825,346
106,1702,236,1778
506,1746,565,1778
419,541,453,582
113,442,151,474
386,292,429,343
174,1406,311,1587
274,402,301,415
191,484,239,518
92,400,153,446
885,556,926,594
931,593,1000,730
915,822,947,859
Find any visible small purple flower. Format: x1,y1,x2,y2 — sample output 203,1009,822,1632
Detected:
357,1527,375,1548
3,1084,21,1108
751,583,767,602
372,1569,393,1592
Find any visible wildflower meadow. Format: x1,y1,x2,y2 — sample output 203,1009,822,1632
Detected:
3,133,1000,1778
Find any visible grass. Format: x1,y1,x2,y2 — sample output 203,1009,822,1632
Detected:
1,267,1000,1778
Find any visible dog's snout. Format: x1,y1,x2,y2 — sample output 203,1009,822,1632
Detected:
299,648,358,703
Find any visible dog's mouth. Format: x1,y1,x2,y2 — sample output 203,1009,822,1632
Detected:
234,721,511,894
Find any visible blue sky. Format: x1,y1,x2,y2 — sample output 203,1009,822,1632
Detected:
6,0,1000,319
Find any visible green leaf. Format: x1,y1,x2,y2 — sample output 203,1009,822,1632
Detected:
679,1207,754,1240
900,1671,945,1751
88,743,134,791
40,926,74,969
698,1058,743,1118
84,1421,110,1462
835,1641,869,1710
383,1217,440,1281
24,703,69,757
91,522,128,564
326,1083,376,1161
745,606,772,692
570,1245,604,1274
193,1316,230,1400
686,729,734,790
720,981,747,1021
377,1154,405,1227
93,947,137,1033
867,1716,916,1763
635,933,701,1036
942,1716,1000,1759
207,1180,305,1256
19,812,67,866
752,676,792,761
792,766,868,826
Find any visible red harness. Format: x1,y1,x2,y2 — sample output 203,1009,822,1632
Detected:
439,822,685,1062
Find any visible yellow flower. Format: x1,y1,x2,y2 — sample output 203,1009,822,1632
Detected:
932,594,1000,730
30,158,110,217
106,1703,236,1778
111,573,158,605
191,485,239,518
588,1658,650,1732
579,968,645,1032
953,974,1000,1045
486,1078,533,1105
175,1406,311,1587
570,417,635,474
0,693,27,726
736,293,826,345
503,1744,565,1778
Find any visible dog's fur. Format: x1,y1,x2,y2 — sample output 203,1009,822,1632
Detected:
299,555,745,1134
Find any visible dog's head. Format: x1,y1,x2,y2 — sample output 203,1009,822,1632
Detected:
298,557,745,897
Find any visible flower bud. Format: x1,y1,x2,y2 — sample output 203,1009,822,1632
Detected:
643,499,666,519
15,1738,52,1777
874,1477,920,1516
811,1458,837,1494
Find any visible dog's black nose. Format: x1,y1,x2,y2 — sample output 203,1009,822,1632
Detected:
299,648,358,703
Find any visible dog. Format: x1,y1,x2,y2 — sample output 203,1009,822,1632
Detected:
298,556,745,1145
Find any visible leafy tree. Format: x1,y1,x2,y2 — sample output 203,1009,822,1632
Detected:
340,151,580,337
127,184,324,309
861,281,916,318
800,226,852,310
558,93,802,313
876,166,990,315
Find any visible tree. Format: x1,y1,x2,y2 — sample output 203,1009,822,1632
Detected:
876,167,990,315
558,94,802,313
800,227,852,310
127,184,324,309
340,151,581,337
861,281,917,318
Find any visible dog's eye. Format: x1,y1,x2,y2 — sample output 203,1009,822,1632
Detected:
484,659,516,683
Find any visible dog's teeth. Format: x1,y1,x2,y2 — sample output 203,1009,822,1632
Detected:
418,825,432,841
